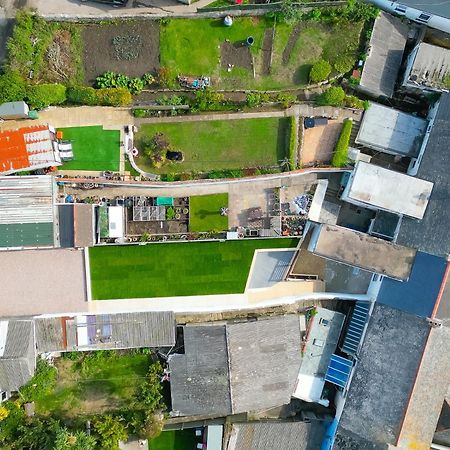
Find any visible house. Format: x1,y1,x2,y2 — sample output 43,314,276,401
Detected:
227,422,326,450
403,42,450,92
355,102,428,158
398,93,450,258
0,125,62,174
359,12,409,98
341,161,433,220
35,312,176,353
292,307,345,405
58,203,96,248
169,315,303,417
0,175,59,249
0,320,36,392
308,223,416,281
368,0,450,34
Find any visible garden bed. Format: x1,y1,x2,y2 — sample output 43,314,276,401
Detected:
82,21,160,84
89,238,299,299
133,117,289,175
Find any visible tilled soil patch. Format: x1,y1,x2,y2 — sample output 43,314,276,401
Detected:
220,41,253,71
82,21,160,84
261,28,274,76
282,23,302,65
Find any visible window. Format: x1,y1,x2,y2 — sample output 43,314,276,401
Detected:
313,339,324,347
319,318,330,327
416,13,431,23
395,5,407,14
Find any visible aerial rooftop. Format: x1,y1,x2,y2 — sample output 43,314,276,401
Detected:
359,12,408,97
341,161,433,219
309,224,416,280
356,102,427,157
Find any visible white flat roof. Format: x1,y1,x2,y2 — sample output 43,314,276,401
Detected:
356,103,427,157
292,373,325,403
108,206,124,238
344,161,433,219
206,425,223,450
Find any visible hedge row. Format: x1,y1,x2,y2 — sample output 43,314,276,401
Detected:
331,118,352,167
288,116,297,170
66,86,132,107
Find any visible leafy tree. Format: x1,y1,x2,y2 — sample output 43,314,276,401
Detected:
309,60,332,83
317,86,345,106
0,71,26,104
26,83,66,109
333,56,355,74
54,429,97,450
93,415,128,450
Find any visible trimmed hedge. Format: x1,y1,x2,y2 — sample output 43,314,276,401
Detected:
26,83,66,109
288,116,297,170
0,71,26,104
331,118,352,167
66,86,132,107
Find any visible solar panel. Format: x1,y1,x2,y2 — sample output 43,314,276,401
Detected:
325,354,353,389
341,302,370,356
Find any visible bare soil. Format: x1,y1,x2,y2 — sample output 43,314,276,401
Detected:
82,21,160,84
261,28,274,76
282,23,302,65
220,41,253,71
44,30,76,83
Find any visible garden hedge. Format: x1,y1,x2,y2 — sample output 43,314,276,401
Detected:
309,59,331,83
331,118,352,167
288,116,297,170
26,83,66,109
66,86,132,107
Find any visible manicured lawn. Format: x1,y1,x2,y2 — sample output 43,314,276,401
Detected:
150,430,197,450
160,18,363,90
134,118,289,174
89,238,299,299
57,126,120,171
35,352,150,418
189,194,229,232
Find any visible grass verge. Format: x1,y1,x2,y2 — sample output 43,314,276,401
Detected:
189,194,229,232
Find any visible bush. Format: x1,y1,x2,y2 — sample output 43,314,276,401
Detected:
19,359,57,402
95,71,149,94
94,415,127,450
96,88,132,107
343,94,364,109
135,362,163,410
275,92,296,108
317,86,345,106
66,86,97,105
309,60,332,83
26,83,66,109
246,92,270,108
133,108,147,118
156,95,185,106
331,118,352,167
334,56,355,74
0,71,26,104
287,116,297,171
156,67,173,88
193,89,225,111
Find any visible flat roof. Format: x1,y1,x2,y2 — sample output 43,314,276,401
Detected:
344,161,433,219
408,42,450,90
0,248,88,317
108,206,124,238
312,224,416,280
360,12,408,97
377,251,448,317
398,0,450,20
356,103,427,157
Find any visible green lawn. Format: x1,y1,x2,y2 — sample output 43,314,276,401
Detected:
58,126,120,171
150,430,197,450
89,238,299,299
160,18,363,90
189,194,229,232
134,118,288,174
35,352,150,418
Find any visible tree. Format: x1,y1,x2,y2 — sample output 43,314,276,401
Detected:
26,83,66,109
0,71,26,104
93,415,128,450
317,86,345,106
309,60,332,83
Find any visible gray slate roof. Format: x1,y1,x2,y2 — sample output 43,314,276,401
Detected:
397,0,450,20
360,12,408,97
169,325,232,417
334,304,429,449
397,92,450,258
231,422,326,450
0,320,36,391
227,315,302,413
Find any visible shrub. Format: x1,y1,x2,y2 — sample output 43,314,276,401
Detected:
278,0,303,24
96,88,132,107
95,71,148,94
156,67,172,88
66,86,97,105
334,56,355,74
135,362,163,410
193,89,225,111
343,94,364,109
309,60,332,83
0,71,26,104
275,92,296,108
19,359,57,402
93,415,127,450
156,95,185,106
132,108,147,118
26,83,66,109
331,118,352,167
317,86,345,106
287,116,297,170
142,73,155,86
